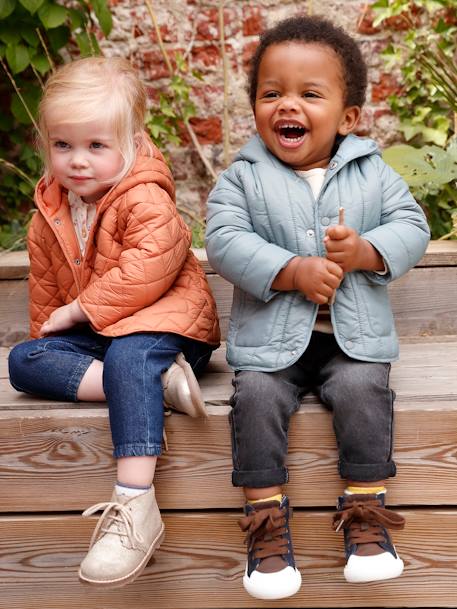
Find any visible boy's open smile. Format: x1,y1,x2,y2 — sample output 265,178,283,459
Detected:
254,42,360,171
275,119,308,148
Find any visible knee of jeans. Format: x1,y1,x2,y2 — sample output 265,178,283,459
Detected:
8,342,35,387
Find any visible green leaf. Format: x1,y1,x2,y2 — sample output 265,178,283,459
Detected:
383,144,457,188
20,25,39,47
67,7,84,30
31,52,50,74
0,0,16,19
38,2,67,28
400,120,448,146
11,86,40,124
5,43,30,73
18,0,44,13
47,25,69,51
0,25,21,45
91,0,112,37
75,30,100,56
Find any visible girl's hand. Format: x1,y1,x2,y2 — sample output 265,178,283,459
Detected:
325,225,384,273
40,300,89,336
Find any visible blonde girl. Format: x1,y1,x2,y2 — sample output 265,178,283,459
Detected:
9,57,220,588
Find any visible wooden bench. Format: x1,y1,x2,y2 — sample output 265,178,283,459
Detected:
1,242,457,608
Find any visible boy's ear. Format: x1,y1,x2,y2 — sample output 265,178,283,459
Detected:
338,106,361,136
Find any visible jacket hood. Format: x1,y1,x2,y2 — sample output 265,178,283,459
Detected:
35,141,175,217
236,133,380,171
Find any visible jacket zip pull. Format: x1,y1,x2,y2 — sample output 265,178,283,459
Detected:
328,207,344,306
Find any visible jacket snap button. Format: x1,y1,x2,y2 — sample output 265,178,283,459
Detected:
321,217,330,226
306,229,314,237
329,161,338,169
74,258,81,265
54,218,61,225
291,350,296,355
345,340,353,349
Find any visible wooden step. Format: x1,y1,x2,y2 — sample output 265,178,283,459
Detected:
1,243,457,345
1,340,457,511
1,509,456,608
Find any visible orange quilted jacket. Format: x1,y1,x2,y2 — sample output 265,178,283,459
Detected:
28,144,220,346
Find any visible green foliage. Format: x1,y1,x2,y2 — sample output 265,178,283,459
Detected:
373,0,457,238
145,52,202,152
0,0,112,250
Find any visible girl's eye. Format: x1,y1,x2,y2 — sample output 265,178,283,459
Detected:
54,141,69,149
90,142,104,149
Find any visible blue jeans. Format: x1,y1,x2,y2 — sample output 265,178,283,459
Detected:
229,332,396,487
8,327,213,458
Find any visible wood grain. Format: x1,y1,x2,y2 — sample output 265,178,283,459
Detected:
0,341,456,511
2,247,457,346
0,510,456,608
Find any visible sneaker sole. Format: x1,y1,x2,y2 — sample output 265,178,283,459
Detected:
78,524,165,589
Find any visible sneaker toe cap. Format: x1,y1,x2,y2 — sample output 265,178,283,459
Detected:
243,565,302,600
344,551,404,583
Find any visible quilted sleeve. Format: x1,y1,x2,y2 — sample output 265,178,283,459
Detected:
206,162,296,302
361,156,430,284
78,183,191,331
28,213,65,338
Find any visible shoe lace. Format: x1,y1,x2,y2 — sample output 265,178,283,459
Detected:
333,498,405,546
238,506,290,560
82,501,147,552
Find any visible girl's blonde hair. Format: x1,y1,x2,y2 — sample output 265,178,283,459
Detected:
38,56,152,183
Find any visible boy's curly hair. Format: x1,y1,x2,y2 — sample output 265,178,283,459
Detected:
248,15,367,109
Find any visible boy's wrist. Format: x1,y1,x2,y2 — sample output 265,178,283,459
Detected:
271,257,301,291
355,239,384,272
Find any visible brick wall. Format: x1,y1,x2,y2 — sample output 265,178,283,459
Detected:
102,0,402,216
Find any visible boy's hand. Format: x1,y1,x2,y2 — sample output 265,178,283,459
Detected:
40,300,89,336
324,225,384,273
272,256,343,304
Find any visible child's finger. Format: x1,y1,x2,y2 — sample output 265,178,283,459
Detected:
325,224,350,240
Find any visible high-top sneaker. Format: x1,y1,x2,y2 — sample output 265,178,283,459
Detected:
238,495,301,600
333,492,405,583
79,485,165,588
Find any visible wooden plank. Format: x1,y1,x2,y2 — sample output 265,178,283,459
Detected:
2,242,457,280
0,250,29,280
0,341,456,511
0,400,455,512
1,262,457,346
416,240,457,267
0,510,456,608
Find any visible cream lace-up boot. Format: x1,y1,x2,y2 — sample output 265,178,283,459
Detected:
79,485,165,588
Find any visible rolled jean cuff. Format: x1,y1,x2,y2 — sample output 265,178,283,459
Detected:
338,459,396,481
232,466,288,488
113,443,162,459
66,356,94,401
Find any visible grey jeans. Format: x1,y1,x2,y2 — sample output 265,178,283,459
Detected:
229,332,396,488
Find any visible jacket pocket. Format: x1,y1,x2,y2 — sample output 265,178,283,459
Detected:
356,281,395,337
231,292,277,348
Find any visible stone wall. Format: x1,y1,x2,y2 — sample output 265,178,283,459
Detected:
102,0,403,218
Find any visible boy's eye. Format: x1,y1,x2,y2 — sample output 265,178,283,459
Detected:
303,91,320,98
262,91,279,99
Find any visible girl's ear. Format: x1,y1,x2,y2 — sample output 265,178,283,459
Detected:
338,106,361,136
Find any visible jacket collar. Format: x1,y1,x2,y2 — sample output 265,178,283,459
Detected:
236,133,380,174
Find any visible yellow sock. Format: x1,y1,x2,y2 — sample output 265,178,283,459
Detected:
248,493,283,504
345,486,386,495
